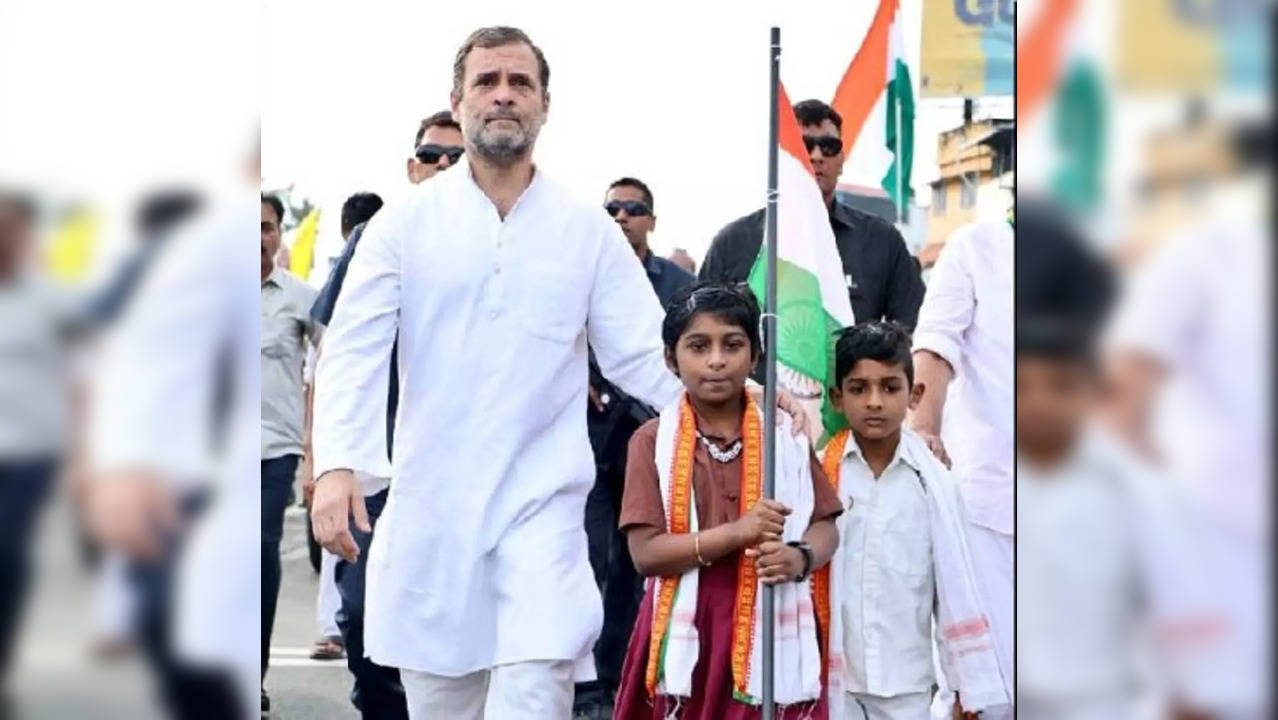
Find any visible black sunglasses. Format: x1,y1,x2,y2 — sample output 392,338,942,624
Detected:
802,135,843,157
415,144,465,165
603,200,651,218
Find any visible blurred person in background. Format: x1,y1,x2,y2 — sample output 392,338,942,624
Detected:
0,191,76,713
260,191,320,715
1016,200,1226,720
1101,121,1270,718
906,219,1014,719
700,99,924,333
406,111,465,184
575,177,693,719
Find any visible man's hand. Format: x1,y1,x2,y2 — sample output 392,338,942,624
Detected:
745,540,803,584
311,469,370,563
952,695,979,720
745,384,808,437
912,427,952,469
86,469,180,562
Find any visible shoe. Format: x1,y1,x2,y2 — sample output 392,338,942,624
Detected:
309,635,346,660
262,690,270,718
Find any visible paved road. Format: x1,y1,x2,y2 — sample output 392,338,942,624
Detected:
10,488,355,719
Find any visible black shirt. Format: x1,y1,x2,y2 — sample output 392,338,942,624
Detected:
698,200,925,330
640,249,697,309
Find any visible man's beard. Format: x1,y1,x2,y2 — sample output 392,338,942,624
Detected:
466,113,543,167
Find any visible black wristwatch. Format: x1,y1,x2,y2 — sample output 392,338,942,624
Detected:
786,540,814,582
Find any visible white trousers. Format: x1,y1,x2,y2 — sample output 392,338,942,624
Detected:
315,548,341,637
401,659,574,720
966,522,1014,711
844,691,932,720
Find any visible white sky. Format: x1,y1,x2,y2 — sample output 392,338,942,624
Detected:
262,0,1011,269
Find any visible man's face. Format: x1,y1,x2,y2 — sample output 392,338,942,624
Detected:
450,43,548,167
407,123,466,184
0,201,33,277
603,185,655,253
830,359,922,442
261,201,281,277
1016,355,1096,464
801,119,844,199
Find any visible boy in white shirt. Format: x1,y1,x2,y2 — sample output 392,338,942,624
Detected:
817,322,1006,720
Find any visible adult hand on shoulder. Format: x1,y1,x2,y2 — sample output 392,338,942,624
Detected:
745,384,808,438
911,423,952,469
311,469,369,563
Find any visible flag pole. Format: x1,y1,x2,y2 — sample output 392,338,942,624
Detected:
895,82,905,224
761,24,781,720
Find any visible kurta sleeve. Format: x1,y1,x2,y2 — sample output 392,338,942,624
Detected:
912,229,975,374
312,204,401,479
587,222,683,412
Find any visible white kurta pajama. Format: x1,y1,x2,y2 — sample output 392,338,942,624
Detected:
312,162,682,715
911,221,1014,718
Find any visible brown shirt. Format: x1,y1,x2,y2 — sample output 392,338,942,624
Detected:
619,417,844,533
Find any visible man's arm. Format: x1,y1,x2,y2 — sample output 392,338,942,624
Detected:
310,210,400,561
588,224,684,411
908,233,975,466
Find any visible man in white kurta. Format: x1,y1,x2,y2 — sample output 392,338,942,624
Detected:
310,27,685,718
907,220,1014,718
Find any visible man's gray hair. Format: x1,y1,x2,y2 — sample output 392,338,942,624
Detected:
452,26,550,99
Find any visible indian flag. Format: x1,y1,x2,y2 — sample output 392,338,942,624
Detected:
832,0,914,214
747,83,857,442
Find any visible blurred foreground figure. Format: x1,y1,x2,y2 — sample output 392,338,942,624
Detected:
0,192,76,713
1017,200,1236,720
83,168,259,719
1102,121,1270,718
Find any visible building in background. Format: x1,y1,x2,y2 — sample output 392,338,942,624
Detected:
921,118,1014,266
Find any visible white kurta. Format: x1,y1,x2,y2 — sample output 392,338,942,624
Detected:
312,162,683,677
912,221,1013,535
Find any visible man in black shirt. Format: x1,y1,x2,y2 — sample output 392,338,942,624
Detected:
699,99,924,330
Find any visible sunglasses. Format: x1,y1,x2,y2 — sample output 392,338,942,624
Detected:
802,135,843,157
603,200,652,218
415,144,465,165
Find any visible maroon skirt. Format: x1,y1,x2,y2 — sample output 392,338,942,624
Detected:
613,555,828,720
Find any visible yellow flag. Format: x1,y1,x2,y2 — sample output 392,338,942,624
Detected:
45,207,99,284
289,208,320,280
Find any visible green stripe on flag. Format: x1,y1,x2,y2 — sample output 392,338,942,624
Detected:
883,58,914,218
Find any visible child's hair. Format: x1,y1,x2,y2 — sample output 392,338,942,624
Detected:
833,320,914,387
661,281,761,356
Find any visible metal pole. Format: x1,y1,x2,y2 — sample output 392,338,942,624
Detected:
761,24,780,720
896,85,905,224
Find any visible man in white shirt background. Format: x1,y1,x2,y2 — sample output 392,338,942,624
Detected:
906,219,1014,719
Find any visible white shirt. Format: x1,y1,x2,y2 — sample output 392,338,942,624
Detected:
312,162,683,676
912,222,1014,535
1105,222,1267,540
837,437,936,697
